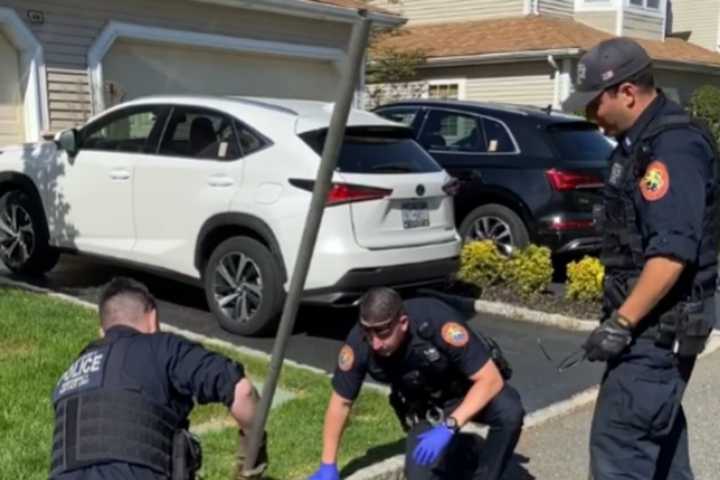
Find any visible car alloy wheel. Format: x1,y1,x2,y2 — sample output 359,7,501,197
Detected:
465,216,514,255
212,252,264,325
0,201,36,268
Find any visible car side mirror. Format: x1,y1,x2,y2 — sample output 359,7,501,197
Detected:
55,128,80,157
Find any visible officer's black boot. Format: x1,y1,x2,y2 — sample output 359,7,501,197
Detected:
235,429,268,480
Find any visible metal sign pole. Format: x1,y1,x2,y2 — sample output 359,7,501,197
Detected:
242,10,372,475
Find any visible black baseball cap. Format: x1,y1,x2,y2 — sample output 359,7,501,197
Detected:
562,37,652,113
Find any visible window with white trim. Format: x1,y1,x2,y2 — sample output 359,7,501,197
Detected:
629,0,660,9
428,83,460,100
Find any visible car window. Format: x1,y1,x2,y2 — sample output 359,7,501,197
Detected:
374,107,420,127
234,121,266,156
82,107,165,153
546,122,614,164
483,118,517,153
420,110,487,153
300,126,441,174
158,107,241,160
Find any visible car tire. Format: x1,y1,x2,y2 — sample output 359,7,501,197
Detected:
0,190,60,274
203,236,284,336
459,203,529,255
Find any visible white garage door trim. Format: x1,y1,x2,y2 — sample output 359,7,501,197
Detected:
88,21,346,114
0,7,46,142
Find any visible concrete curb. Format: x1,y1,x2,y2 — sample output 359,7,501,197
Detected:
474,299,598,331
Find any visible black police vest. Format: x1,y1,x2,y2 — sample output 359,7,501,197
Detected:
367,321,471,408
50,336,185,477
597,113,720,311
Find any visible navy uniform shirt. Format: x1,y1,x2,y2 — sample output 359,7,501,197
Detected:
53,325,245,479
614,92,715,266
331,297,491,401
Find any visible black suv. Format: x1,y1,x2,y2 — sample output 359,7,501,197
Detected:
374,100,613,255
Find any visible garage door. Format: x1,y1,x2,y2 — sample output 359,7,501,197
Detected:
0,30,24,146
102,40,340,107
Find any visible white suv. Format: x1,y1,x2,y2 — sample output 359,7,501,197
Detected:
0,96,460,335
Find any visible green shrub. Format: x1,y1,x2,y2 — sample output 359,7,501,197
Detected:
689,85,720,145
504,244,554,298
566,256,605,302
457,240,506,289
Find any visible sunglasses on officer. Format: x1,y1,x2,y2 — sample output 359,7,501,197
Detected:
361,318,400,341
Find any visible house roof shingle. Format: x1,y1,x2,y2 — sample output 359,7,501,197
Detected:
374,16,720,68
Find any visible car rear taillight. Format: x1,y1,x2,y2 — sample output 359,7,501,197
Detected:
548,218,595,231
545,169,604,192
289,179,392,206
442,177,461,196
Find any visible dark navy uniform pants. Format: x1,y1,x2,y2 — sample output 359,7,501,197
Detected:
590,337,696,480
404,384,524,480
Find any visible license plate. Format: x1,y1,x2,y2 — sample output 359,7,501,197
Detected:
402,201,430,229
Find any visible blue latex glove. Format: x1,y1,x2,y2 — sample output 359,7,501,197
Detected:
412,424,455,466
308,462,340,480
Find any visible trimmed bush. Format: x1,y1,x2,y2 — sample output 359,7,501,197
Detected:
505,244,554,297
689,85,720,145
457,240,506,289
566,256,605,302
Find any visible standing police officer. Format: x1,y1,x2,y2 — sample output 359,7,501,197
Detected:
563,38,719,479
50,277,268,480
307,287,524,480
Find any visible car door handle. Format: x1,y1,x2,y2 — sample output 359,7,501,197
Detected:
207,175,234,187
109,169,131,180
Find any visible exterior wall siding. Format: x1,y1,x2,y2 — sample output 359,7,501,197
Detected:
0,0,352,131
392,0,525,25
420,62,556,107
623,10,665,40
574,11,617,34
538,0,574,18
669,0,720,52
654,69,720,106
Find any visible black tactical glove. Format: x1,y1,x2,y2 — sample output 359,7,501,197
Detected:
583,312,633,362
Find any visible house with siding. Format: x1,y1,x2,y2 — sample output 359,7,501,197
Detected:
0,0,403,146
669,0,720,52
369,0,720,109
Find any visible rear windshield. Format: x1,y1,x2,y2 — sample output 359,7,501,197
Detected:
300,127,442,174
546,122,614,164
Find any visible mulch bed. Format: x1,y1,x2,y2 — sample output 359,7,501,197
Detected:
445,281,602,320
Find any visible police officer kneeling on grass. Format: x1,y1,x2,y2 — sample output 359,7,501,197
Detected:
563,38,719,479
49,277,268,480
308,287,524,480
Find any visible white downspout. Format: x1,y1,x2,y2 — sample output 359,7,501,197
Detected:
559,58,573,107
548,54,561,109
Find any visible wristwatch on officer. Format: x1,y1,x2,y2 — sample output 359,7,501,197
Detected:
444,416,460,433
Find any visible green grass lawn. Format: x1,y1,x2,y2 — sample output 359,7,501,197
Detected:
0,288,404,479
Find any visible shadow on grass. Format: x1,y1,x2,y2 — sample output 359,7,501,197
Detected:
340,432,536,479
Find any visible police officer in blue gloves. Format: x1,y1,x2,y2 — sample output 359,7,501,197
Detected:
563,38,719,479
307,287,524,480
50,277,268,480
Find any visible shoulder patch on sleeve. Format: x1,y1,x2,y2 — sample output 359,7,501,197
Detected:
338,345,355,371
639,160,669,202
441,322,469,348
